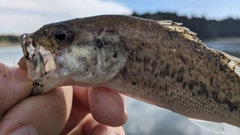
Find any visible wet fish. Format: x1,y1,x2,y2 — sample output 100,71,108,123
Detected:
19,15,240,128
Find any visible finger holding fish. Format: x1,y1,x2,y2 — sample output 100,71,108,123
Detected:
0,61,127,135
0,62,32,117
60,86,127,135
0,86,73,135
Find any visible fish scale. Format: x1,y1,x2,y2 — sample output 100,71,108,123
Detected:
19,15,240,128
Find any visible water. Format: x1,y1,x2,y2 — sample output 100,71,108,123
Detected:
204,40,240,58
1,40,240,135
0,46,23,66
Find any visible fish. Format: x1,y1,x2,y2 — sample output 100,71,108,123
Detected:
19,15,240,128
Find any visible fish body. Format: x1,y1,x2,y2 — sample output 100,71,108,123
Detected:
20,15,240,127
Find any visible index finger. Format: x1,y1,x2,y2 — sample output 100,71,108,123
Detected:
0,62,33,117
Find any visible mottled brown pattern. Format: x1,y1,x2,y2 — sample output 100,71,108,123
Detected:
93,15,240,127
20,15,240,127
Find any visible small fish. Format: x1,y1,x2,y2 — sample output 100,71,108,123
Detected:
19,15,240,128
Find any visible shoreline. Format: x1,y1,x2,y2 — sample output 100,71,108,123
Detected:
0,42,20,47
203,37,240,43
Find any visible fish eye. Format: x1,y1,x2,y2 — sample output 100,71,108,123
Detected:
54,30,67,41
52,25,74,47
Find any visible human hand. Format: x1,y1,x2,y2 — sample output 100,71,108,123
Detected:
0,62,128,135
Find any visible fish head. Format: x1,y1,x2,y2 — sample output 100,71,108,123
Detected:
20,17,130,95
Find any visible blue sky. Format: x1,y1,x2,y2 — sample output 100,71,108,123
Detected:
0,0,240,35
107,0,240,19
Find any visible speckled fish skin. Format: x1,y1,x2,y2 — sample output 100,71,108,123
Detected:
20,15,240,127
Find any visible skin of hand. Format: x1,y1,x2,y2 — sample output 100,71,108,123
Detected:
0,62,128,135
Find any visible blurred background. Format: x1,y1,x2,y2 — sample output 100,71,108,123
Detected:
1,0,240,134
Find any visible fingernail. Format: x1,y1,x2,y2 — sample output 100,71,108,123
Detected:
10,125,38,135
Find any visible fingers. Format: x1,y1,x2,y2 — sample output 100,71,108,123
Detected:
0,63,33,116
71,86,127,127
60,87,90,134
88,87,128,127
62,86,127,134
82,114,125,135
0,86,73,135
67,114,125,135
18,57,27,71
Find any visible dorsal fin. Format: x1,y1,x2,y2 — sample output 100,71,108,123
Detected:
221,51,240,77
156,20,202,43
157,20,183,26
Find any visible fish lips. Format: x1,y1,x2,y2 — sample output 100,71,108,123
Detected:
20,33,45,79
20,34,35,61
20,34,58,95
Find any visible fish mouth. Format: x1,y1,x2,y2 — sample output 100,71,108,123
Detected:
20,34,57,95
20,34,44,79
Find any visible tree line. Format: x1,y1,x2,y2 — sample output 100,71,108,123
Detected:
132,12,240,40
0,12,239,43
0,35,19,43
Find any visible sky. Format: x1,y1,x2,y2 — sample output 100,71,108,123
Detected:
107,0,240,19
0,0,240,35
